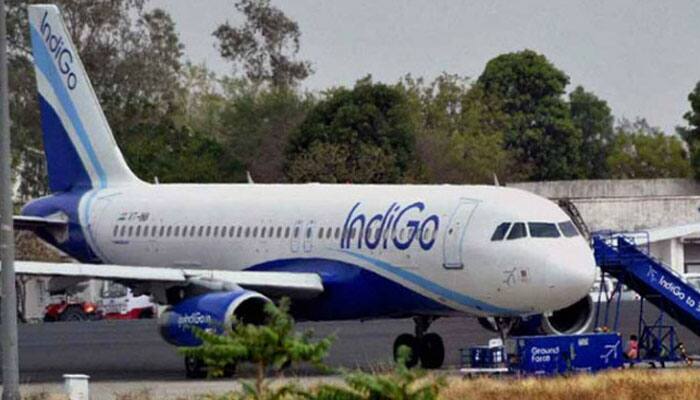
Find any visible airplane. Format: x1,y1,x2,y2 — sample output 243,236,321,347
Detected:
10,4,597,378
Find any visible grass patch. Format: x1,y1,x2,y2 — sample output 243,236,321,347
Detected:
443,368,700,400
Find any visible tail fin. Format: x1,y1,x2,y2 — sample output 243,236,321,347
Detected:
28,5,140,192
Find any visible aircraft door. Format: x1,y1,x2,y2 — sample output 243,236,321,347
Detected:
304,220,315,253
442,199,479,269
290,220,303,253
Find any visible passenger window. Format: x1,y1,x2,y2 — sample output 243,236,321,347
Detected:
294,226,300,238
213,226,219,237
206,226,212,237
151,226,158,236
507,223,527,240
558,221,580,238
190,226,196,237
120,225,126,237
318,227,324,239
261,227,267,237
159,226,165,237
277,227,283,238
229,226,235,237
306,227,312,239
528,222,560,238
335,227,341,239
173,226,179,237
113,225,118,236
326,227,332,239
237,226,243,238
285,226,290,238
491,223,511,241
128,226,134,237
245,227,251,237
253,227,258,238
135,225,141,237
166,226,172,237
269,226,274,237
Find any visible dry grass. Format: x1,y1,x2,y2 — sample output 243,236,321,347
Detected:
442,368,700,400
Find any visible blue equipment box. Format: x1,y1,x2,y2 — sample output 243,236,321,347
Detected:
512,332,623,375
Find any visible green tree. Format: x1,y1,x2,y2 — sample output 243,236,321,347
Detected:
120,121,244,184
286,77,419,183
608,119,691,179
678,81,700,178
401,74,513,184
181,298,332,399
216,79,315,182
312,347,446,400
214,0,312,88
569,86,615,179
477,50,583,180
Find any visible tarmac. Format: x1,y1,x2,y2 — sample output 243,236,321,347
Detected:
1,300,699,398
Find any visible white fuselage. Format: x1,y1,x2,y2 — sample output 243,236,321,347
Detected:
81,183,596,318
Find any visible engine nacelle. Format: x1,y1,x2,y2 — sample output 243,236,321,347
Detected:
478,296,594,336
159,289,270,347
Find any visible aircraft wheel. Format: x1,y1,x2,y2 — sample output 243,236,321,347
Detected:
419,333,445,369
184,356,207,379
393,333,420,368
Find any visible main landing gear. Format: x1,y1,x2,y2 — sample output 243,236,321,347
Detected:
393,316,444,369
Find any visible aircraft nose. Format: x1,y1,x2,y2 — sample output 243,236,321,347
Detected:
544,240,597,308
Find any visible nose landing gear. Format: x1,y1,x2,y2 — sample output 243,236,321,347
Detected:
392,316,445,369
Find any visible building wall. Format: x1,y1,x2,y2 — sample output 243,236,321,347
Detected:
511,178,700,199
572,197,700,232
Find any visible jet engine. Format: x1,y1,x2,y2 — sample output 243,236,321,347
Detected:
159,289,270,346
478,296,594,336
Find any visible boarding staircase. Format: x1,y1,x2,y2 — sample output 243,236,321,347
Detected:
593,233,700,336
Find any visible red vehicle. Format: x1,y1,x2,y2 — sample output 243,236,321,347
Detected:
43,299,99,322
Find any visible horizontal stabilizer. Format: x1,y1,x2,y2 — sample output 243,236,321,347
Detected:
13,215,67,231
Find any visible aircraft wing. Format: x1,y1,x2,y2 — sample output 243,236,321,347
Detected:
13,215,68,231
10,261,324,299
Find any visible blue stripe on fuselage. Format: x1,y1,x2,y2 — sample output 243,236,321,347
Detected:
338,249,519,315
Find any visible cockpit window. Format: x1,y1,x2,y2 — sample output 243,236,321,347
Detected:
528,222,561,238
558,221,579,237
507,222,527,240
490,223,511,241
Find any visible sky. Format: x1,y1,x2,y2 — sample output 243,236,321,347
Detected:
149,0,700,135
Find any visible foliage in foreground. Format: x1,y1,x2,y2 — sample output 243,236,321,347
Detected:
311,347,446,400
180,298,333,399
181,297,446,400
442,368,700,400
